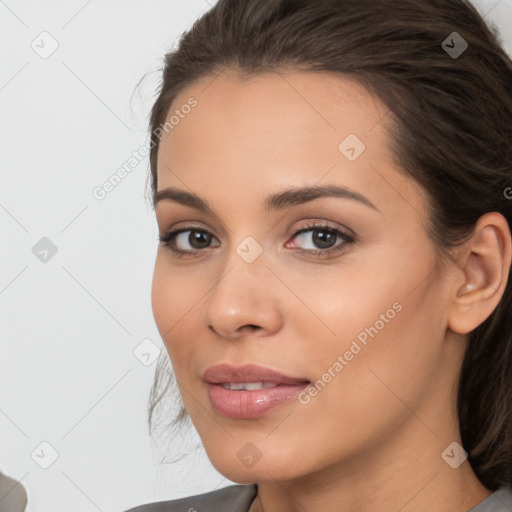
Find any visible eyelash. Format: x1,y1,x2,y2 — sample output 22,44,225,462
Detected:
158,221,355,259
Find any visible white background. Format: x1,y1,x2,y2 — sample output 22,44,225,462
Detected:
0,1,511,511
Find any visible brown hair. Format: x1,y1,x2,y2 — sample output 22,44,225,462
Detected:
145,0,512,490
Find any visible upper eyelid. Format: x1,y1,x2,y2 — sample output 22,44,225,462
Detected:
160,221,347,236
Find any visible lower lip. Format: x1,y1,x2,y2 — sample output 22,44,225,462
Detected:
207,383,309,419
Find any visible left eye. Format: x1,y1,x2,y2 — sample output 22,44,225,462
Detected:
286,224,354,255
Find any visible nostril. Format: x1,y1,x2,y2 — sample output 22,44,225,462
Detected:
240,324,260,332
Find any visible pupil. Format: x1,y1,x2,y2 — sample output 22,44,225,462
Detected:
190,230,211,249
313,229,336,249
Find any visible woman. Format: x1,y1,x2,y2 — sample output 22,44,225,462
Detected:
125,0,512,510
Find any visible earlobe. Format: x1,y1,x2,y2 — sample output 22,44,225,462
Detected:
448,213,512,335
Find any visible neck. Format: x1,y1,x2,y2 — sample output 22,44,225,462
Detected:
249,415,491,512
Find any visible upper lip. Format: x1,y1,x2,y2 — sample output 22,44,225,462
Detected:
202,364,310,385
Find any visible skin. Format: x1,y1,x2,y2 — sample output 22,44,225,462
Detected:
151,69,511,512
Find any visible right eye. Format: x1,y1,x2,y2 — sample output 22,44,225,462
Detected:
158,227,220,258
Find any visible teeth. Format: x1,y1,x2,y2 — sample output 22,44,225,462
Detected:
220,382,279,390
244,382,263,390
225,383,245,390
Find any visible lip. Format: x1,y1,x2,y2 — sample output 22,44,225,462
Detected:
203,364,310,419
203,363,309,385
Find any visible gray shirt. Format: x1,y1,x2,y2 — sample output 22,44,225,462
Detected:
123,484,512,511
0,471,28,512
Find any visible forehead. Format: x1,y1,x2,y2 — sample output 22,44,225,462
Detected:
155,69,426,217
158,68,390,161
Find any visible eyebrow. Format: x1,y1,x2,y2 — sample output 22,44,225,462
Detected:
153,184,379,214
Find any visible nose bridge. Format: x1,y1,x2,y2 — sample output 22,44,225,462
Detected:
218,226,270,285
203,234,283,337
208,235,269,310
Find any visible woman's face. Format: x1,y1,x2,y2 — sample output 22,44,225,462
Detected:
151,70,460,483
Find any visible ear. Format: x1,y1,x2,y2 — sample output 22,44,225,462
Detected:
448,212,512,334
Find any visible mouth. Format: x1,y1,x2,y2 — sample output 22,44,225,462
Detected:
203,364,310,419
219,382,285,390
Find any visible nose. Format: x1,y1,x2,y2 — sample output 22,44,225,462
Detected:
203,255,284,340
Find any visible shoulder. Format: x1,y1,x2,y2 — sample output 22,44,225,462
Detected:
0,471,28,512
122,484,258,512
468,487,512,512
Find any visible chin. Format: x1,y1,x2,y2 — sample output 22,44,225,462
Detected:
204,446,308,484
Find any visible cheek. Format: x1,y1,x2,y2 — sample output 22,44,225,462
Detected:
151,255,211,385
151,257,193,354
295,260,448,430
280,250,417,354
151,258,171,337
289,242,447,397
